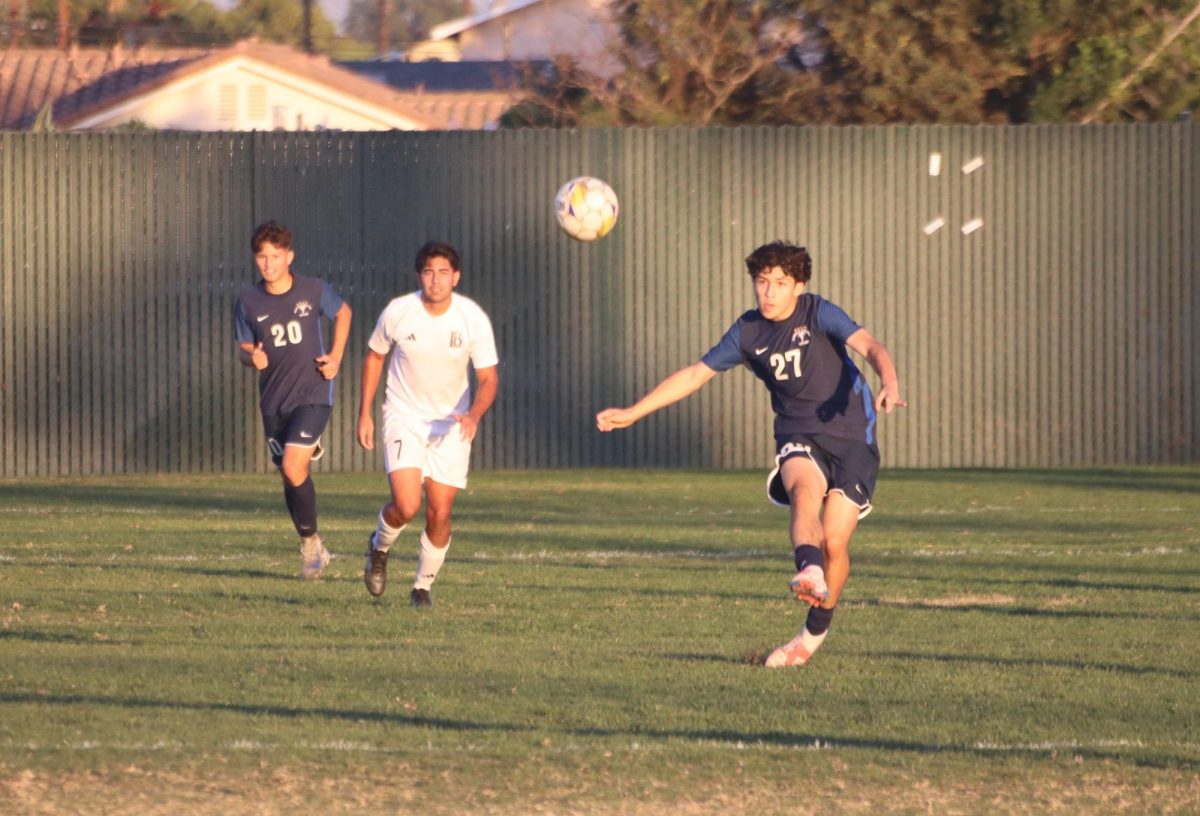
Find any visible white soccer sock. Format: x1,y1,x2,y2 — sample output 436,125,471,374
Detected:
372,511,406,553
413,531,449,590
799,628,828,654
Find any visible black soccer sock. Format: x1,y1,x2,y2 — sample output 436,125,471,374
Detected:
793,544,824,572
283,477,318,538
806,604,835,636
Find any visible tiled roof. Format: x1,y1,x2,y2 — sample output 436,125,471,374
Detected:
0,44,202,129
337,59,552,92
337,60,548,129
0,41,511,130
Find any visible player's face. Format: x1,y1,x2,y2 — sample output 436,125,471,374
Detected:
255,241,295,292
418,255,461,310
754,266,805,321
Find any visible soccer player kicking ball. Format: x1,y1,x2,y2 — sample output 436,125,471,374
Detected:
235,221,352,579
596,241,905,667
356,242,499,608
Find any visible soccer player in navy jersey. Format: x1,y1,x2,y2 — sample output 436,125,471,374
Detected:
235,221,352,580
596,241,905,667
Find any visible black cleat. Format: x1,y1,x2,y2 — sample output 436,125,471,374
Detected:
410,588,433,608
363,535,388,597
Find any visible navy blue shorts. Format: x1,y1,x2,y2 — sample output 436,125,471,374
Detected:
262,404,331,467
766,433,880,518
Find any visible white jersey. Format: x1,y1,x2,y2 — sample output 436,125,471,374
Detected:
368,291,499,429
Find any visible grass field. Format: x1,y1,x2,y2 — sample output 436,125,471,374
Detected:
1,467,1198,815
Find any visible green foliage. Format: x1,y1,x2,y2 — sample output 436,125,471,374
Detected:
343,0,467,51
1,468,1198,812
225,0,337,50
516,0,1200,125
8,0,368,55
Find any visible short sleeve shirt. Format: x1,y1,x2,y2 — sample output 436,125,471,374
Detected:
235,274,345,415
701,293,877,444
367,292,498,426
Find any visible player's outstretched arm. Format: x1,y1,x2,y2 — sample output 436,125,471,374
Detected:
846,328,907,414
356,349,387,449
596,361,717,431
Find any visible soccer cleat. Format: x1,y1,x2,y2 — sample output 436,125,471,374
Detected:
765,632,817,668
410,588,433,608
363,535,388,597
789,564,829,605
300,534,330,580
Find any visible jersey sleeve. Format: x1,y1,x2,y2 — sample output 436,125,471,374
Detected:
814,298,861,342
319,282,345,318
468,306,499,369
700,321,743,372
234,300,255,345
367,303,394,356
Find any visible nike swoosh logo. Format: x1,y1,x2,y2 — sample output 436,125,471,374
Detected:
257,315,269,322
300,431,313,438
755,346,769,355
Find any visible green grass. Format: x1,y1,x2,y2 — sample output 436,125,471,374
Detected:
1,468,1198,815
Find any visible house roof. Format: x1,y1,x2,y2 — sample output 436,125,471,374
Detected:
335,59,549,130
0,41,487,130
337,59,552,92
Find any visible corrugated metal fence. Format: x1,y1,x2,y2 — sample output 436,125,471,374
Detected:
1,126,1197,476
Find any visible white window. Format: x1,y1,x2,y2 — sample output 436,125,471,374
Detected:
218,84,238,124
247,84,267,121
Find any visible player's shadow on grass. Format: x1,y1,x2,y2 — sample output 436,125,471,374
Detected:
0,483,274,515
855,597,1176,621
854,560,1198,596
499,580,779,602
0,691,536,735
561,722,1194,768
856,649,1196,680
895,467,1200,496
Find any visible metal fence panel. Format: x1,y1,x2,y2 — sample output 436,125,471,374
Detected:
0,125,1196,476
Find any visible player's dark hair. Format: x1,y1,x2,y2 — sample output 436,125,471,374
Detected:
251,221,293,253
415,241,461,273
745,241,812,283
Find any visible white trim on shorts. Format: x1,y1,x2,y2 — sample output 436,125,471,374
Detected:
766,443,872,520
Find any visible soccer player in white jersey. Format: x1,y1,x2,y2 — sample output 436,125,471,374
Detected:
597,241,905,667
356,241,499,608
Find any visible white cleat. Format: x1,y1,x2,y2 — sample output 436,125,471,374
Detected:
765,629,827,668
300,534,331,580
789,564,829,605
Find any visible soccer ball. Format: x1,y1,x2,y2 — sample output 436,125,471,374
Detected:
554,176,619,241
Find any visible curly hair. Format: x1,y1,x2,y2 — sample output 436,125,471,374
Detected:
744,241,812,283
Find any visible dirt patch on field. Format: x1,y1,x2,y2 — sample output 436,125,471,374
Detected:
3,762,1198,815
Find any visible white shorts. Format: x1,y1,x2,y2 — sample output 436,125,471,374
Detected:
381,410,472,489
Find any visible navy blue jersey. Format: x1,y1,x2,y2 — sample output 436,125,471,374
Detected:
235,274,345,416
701,294,877,444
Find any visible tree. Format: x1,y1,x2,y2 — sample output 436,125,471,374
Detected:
507,0,828,127
14,0,233,47
507,0,1200,126
343,0,465,54
225,0,337,51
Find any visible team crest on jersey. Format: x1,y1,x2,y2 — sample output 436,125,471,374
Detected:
293,301,314,317
450,331,463,348
792,325,812,346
